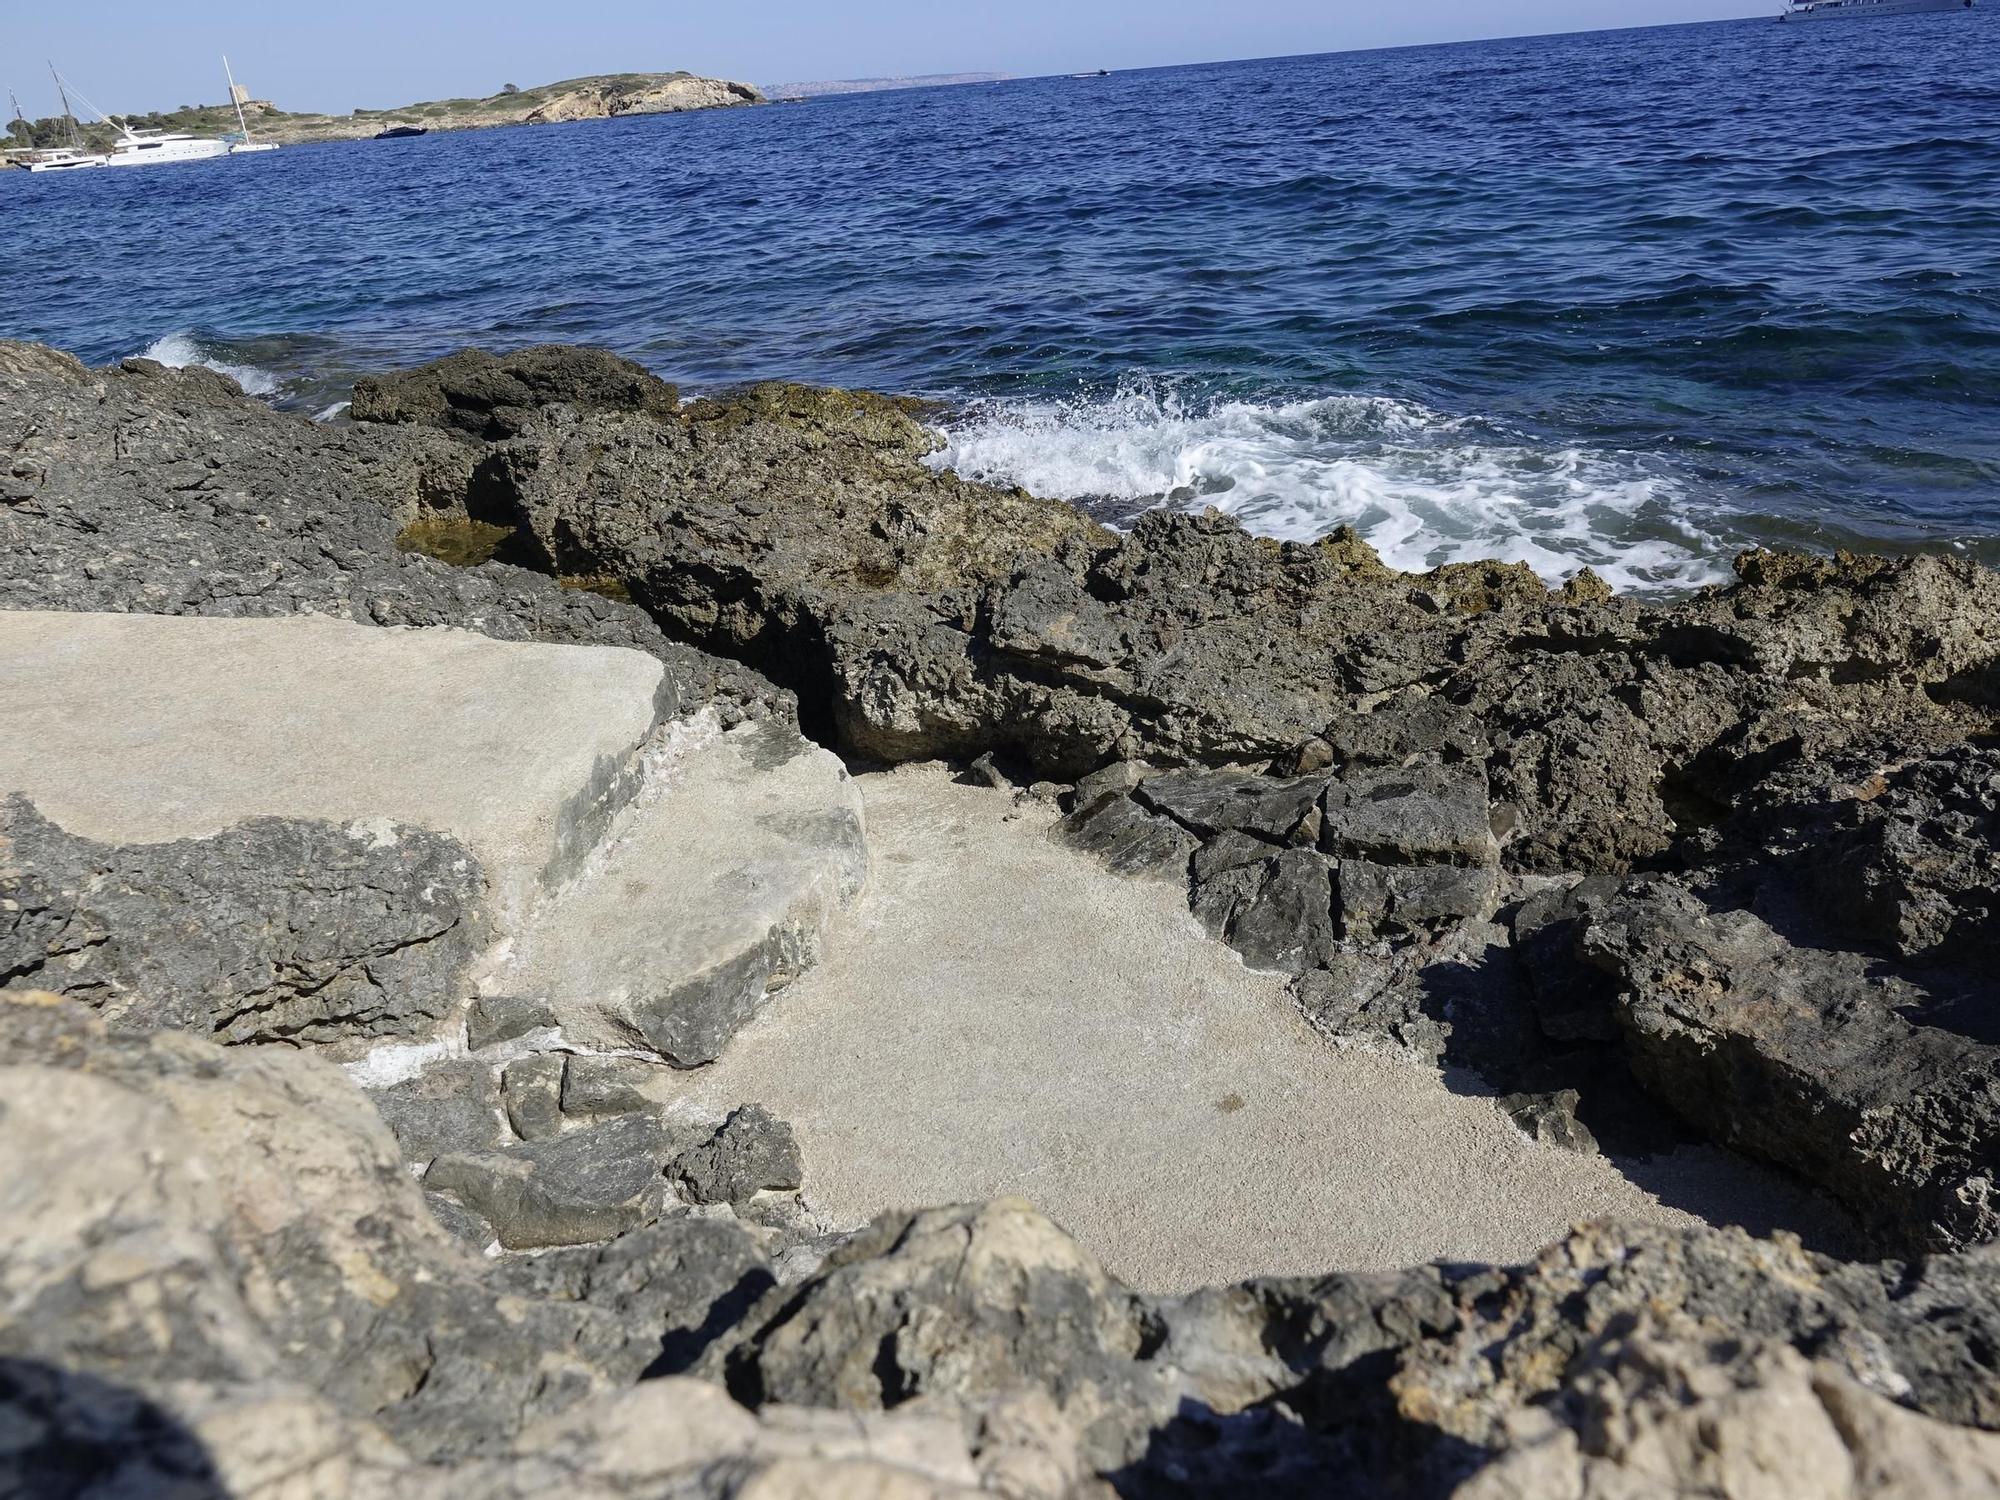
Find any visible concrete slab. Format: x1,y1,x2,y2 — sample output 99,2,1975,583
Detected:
0,610,666,922
493,715,869,1067
672,763,1853,1295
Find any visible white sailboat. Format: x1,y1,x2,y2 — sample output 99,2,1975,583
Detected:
222,56,278,155
18,69,106,172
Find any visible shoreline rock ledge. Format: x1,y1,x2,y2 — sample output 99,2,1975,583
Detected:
4,338,2000,1498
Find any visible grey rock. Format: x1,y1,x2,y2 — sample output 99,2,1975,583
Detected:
708,1199,1165,1473
467,993,557,1053
426,1112,673,1250
1319,763,1498,867
0,342,791,729
671,1104,805,1207
0,796,485,1045
1584,877,2000,1254
1510,877,1624,1043
368,1058,507,1164
1292,952,1451,1063
1190,845,1339,975
501,1054,566,1141
1271,735,1335,776
561,1054,661,1119
1324,690,1487,768
1338,858,1497,939
493,1217,775,1379
1071,758,1152,807
1056,791,1197,880
0,994,669,1462
1499,1089,1599,1154
1135,768,1326,844
350,344,680,440
426,1190,497,1250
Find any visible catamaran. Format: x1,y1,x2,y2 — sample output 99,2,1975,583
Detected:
1781,0,1973,18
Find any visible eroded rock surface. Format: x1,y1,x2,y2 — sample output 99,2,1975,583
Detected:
0,797,485,1044
8,341,2000,1496
0,341,788,726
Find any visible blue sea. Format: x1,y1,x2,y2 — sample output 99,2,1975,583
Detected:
5,13,1998,592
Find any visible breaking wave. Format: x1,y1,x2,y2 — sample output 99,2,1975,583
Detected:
137,333,285,398
929,384,1732,595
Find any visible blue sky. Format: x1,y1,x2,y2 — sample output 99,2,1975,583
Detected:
10,1,1769,118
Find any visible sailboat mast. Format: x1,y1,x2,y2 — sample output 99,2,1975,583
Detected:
49,63,80,149
224,55,252,140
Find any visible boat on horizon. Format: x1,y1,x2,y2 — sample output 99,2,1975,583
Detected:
1780,0,1973,18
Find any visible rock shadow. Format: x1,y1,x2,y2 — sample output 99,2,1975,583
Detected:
0,1358,226,1500
1409,936,1864,1256
1105,1391,1487,1500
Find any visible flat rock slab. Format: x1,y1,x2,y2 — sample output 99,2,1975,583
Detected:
672,764,1848,1294
494,717,869,1066
0,610,666,922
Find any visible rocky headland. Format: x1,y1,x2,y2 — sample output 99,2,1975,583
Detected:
3,339,1999,1497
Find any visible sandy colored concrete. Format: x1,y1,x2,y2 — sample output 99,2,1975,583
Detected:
677,763,1846,1294
0,611,663,919
497,714,868,1061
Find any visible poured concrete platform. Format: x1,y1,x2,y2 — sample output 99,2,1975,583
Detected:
494,716,869,1066
0,611,666,923
0,611,867,1061
673,764,1851,1294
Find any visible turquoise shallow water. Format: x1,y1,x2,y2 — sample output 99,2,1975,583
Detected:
4,13,1999,589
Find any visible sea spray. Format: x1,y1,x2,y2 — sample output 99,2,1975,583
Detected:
929,381,1732,595
139,333,284,398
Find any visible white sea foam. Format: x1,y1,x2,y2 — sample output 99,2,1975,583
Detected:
929,384,1731,595
137,333,283,398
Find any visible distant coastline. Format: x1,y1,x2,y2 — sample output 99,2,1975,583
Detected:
763,72,1010,101
3,71,761,157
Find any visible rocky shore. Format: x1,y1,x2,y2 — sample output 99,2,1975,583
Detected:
3,339,1999,1497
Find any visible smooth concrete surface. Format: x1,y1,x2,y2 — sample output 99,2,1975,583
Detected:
674,763,1850,1294
495,714,869,1062
0,610,665,919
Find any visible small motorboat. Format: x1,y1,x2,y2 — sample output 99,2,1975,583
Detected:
374,125,428,140
1781,0,1972,17
1068,69,1112,79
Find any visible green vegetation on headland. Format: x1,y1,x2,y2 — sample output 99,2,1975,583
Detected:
4,70,762,154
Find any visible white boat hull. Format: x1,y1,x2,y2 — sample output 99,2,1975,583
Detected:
105,136,229,167
1783,0,1973,18
23,154,106,173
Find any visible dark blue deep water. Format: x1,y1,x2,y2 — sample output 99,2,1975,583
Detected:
6,12,1999,589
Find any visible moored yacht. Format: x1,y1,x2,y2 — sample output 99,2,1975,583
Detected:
1781,0,1973,17
21,148,105,173
103,127,229,167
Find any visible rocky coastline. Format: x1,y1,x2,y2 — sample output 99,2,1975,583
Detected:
3,339,1999,1497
